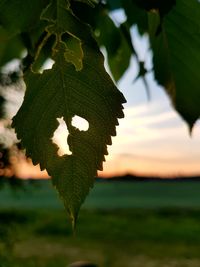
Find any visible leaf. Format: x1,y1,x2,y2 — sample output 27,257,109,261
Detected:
38,0,96,71
12,40,125,225
0,28,24,68
73,0,98,8
62,34,83,71
148,0,200,130
95,9,132,81
68,2,132,80
0,0,49,36
13,0,125,225
122,0,148,35
132,0,176,14
106,0,121,11
108,23,132,81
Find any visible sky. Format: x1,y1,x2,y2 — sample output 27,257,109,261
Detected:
2,10,200,178
94,9,200,177
101,70,200,177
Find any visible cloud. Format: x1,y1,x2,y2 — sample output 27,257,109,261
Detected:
102,96,200,177
114,103,187,148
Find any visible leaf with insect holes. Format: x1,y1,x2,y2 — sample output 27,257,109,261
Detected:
12,40,125,225
12,0,125,225
35,0,95,71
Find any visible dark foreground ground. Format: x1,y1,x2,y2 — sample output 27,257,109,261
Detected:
1,179,200,267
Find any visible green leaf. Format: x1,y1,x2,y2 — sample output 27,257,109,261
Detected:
108,23,132,81
38,0,96,71
0,28,24,68
149,0,200,130
62,34,83,71
122,0,148,35
68,2,132,80
106,0,121,11
73,0,98,8
0,0,49,36
96,10,132,81
12,41,125,224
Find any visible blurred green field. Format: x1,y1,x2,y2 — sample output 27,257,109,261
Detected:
2,179,200,209
1,180,200,267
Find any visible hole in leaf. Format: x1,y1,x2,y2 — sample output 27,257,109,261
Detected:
72,115,89,131
42,58,55,71
52,117,72,156
61,33,83,71
33,34,56,72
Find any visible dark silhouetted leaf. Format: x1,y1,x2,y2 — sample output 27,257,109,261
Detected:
12,0,126,224
13,41,125,225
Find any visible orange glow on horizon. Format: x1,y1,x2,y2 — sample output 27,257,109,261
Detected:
11,152,200,180
13,156,49,179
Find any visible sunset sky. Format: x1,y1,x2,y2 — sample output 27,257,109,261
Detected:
101,70,200,177
2,10,200,178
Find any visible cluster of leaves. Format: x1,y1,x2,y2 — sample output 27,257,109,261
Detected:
0,0,200,225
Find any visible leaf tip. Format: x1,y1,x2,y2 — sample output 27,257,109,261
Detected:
183,117,196,137
188,124,194,137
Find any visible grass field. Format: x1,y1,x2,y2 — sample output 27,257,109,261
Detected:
2,179,200,209
1,180,200,266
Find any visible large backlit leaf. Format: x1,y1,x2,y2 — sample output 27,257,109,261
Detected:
12,39,125,224
149,0,200,130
